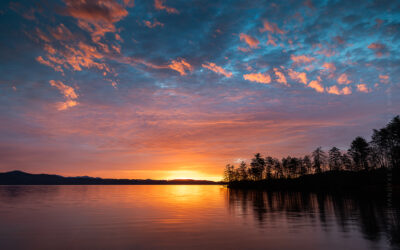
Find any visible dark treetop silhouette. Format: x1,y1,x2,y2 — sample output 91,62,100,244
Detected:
224,116,400,191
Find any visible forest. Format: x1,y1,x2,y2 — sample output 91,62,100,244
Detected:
223,116,400,188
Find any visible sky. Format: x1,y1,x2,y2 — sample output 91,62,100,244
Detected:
0,0,399,180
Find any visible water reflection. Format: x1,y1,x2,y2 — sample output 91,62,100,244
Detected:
228,189,400,249
0,185,398,250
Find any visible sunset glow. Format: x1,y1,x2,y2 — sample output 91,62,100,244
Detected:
0,0,399,180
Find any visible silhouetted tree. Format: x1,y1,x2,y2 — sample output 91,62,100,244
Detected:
265,156,274,179
238,161,248,181
312,147,327,173
371,116,400,169
329,147,342,171
223,164,235,182
250,153,265,180
303,155,312,174
341,153,352,171
273,158,283,179
348,137,370,171
299,157,307,176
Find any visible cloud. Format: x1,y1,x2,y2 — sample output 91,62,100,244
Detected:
239,33,259,49
274,68,288,86
259,20,284,34
50,24,74,41
266,34,277,46
288,69,307,85
168,59,193,75
341,86,352,95
63,0,131,41
144,20,164,28
243,73,271,84
36,56,64,73
367,42,388,57
367,43,386,50
291,54,315,64
308,80,324,93
237,47,250,52
49,80,79,110
202,62,232,78
337,73,351,85
379,75,389,84
154,0,179,14
356,84,370,93
326,85,352,95
322,62,336,72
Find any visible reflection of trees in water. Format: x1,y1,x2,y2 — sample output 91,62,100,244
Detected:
228,189,400,249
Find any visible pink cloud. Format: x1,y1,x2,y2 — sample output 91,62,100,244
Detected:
322,62,336,72
243,73,271,84
288,69,307,85
367,43,385,50
63,0,130,41
274,68,288,86
379,74,389,84
266,34,277,46
237,47,250,52
308,80,324,93
337,73,351,85
291,54,315,64
259,20,284,34
154,0,179,14
202,62,232,78
168,59,193,75
239,33,259,49
356,84,370,93
49,80,79,110
326,85,352,95
144,20,164,28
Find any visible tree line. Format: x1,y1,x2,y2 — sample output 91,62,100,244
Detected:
224,116,400,182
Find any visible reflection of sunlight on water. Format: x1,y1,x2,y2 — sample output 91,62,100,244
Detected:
0,186,397,250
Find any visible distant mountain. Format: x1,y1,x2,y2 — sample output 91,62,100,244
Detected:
0,171,220,185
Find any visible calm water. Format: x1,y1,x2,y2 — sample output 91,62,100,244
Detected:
0,185,398,250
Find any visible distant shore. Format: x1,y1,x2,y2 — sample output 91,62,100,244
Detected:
0,171,221,185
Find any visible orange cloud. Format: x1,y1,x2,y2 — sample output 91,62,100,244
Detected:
291,54,315,64
367,43,385,50
326,85,352,95
259,20,284,34
237,47,250,52
243,73,271,84
63,0,132,42
266,34,277,46
239,33,259,49
308,80,324,93
322,62,336,72
49,80,79,110
379,74,389,84
356,84,370,93
36,56,64,73
168,59,193,75
367,42,387,57
50,24,74,41
288,69,307,85
341,86,352,95
144,20,164,28
154,0,179,14
274,68,288,86
202,62,232,78
337,73,351,85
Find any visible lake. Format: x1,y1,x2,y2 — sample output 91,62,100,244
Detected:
0,185,398,249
